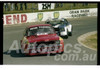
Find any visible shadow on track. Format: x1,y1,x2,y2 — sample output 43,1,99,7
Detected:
3,49,58,58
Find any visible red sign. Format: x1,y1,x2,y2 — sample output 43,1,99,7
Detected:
4,14,27,25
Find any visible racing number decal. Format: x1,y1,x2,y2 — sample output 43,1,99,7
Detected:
42,3,51,10
37,13,43,21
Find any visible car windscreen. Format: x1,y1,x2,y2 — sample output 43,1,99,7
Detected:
28,26,55,36
50,20,61,24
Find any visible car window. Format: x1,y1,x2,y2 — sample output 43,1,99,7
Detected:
26,26,55,36
64,19,69,25
64,19,68,23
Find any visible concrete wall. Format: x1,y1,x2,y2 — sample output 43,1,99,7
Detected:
3,8,97,25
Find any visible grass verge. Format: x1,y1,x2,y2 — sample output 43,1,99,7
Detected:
81,33,97,50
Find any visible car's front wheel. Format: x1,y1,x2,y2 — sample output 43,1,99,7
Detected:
66,29,68,39
69,32,72,36
68,27,73,36
59,51,64,54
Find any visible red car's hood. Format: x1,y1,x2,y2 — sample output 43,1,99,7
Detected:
26,34,59,43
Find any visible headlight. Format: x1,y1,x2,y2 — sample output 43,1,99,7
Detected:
55,40,60,44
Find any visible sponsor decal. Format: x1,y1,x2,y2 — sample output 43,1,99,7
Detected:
69,9,90,18
39,26,50,28
54,12,59,18
37,13,43,21
30,27,38,30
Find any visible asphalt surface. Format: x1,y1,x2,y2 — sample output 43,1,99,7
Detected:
3,16,97,65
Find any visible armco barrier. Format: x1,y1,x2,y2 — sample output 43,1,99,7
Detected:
3,8,97,25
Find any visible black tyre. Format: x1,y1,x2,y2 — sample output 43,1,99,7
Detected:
59,51,64,54
69,32,72,36
69,27,73,36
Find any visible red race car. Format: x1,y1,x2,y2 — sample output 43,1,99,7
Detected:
21,24,64,56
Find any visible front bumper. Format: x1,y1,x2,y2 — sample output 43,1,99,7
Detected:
23,44,64,56
60,31,67,36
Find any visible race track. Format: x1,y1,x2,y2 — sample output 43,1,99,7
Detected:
3,16,97,65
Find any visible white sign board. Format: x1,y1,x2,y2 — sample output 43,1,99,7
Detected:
38,3,55,10
3,8,97,25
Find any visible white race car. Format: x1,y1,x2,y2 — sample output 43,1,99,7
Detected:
45,18,73,38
